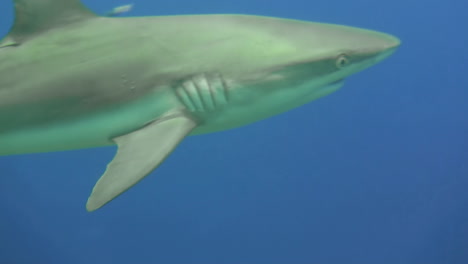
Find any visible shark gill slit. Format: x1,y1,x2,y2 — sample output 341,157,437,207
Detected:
185,81,204,111
205,75,217,110
218,73,230,106
175,73,230,113
193,75,211,111
176,83,197,112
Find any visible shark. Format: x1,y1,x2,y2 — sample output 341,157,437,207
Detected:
0,0,400,212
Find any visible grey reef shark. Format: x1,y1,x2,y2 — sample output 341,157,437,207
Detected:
0,0,400,211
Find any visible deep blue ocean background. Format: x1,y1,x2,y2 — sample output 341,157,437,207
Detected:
0,0,467,263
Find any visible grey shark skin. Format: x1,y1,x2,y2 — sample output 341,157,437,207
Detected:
0,0,400,211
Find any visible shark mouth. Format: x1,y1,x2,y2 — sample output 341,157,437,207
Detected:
319,78,345,95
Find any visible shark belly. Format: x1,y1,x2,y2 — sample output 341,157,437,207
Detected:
0,89,178,155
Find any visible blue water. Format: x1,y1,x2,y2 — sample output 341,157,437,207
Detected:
0,0,467,263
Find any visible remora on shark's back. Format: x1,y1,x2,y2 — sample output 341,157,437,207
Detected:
0,0,400,211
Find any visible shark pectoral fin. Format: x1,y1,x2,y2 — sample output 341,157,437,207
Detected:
86,111,197,212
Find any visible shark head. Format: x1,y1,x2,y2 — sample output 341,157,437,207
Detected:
264,22,400,84
187,16,401,132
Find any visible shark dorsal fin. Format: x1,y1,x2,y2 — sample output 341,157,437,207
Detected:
3,0,96,45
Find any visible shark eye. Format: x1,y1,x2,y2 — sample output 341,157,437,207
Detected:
335,54,350,69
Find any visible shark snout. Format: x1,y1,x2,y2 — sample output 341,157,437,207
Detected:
339,27,401,58
373,31,401,53
382,34,401,50
270,20,401,68
369,34,401,64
